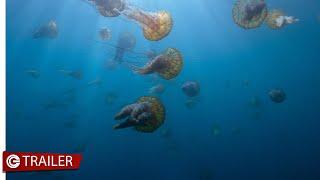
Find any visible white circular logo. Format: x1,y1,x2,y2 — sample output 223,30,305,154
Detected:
6,154,20,169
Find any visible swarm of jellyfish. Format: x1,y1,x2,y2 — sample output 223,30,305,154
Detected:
266,9,299,29
232,0,268,29
33,20,58,39
88,0,173,41
269,89,286,103
113,96,165,132
135,48,183,80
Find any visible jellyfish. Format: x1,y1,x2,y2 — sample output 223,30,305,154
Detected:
232,0,268,29
88,0,125,17
149,84,165,94
87,78,102,86
113,96,165,133
26,69,40,78
211,123,221,136
269,89,286,103
105,92,118,106
59,70,83,80
266,9,299,29
33,20,58,39
112,32,136,63
146,49,157,59
249,96,262,108
181,81,200,97
88,0,173,41
99,27,111,40
134,48,183,80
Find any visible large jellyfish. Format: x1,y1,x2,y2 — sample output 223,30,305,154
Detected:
113,96,165,133
149,84,165,94
134,48,183,80
266,9,299,29
33,20,58,39
181,81,200,97
269,89,286,103
88,0,173,41
112,32,136,63
232,0,268,29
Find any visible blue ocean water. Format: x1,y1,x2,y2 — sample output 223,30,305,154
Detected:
6,0,320,179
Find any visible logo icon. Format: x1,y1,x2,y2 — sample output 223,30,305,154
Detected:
6,154,20,169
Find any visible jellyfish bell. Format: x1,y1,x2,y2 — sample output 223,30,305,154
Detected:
181,81,200,97
266,9,299,29
269,89,286,103
135,48,183,80
33,20,58,39
232,0,268,29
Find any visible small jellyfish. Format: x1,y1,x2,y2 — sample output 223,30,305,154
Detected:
26,69,40,78
184,99,197,109
135,48,183,80
149,84,165,94
105,92,118,106
146,49,157,59
266,9,299,29
269,89,286,103
113,32,136,63
211,123,221,136
87,78,102,86
232,0,268,29
33,20,58,39
181,81,200,97
249,96,262,108
99,27,111,40
59,70,83,80
113,96,165,133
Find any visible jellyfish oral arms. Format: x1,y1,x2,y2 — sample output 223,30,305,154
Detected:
33,20,58,39
232,0,268,29
266,10,299,29
135,48,183,80
113,96,165,133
